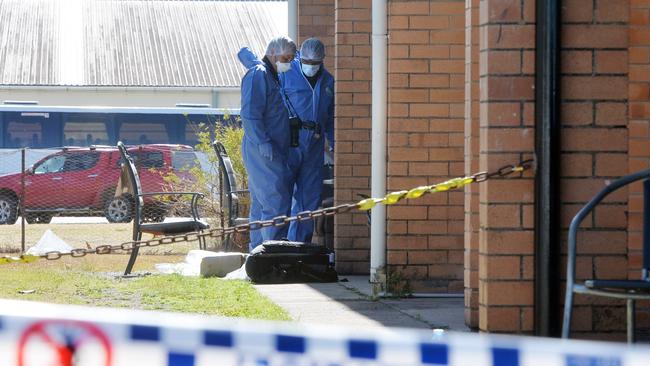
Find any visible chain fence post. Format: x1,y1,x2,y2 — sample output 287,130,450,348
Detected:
21,147,26,253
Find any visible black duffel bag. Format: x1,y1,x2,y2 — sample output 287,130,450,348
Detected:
245,241,338,284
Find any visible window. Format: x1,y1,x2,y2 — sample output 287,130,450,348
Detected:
63,121,109,146
116,151,164,169
62,152,100,171
34,155,65,174
172,151,199,171
119,122,170,144
6,121,43,148
135,151,164,169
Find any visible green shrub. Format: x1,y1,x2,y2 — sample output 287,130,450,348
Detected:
159,116,248,250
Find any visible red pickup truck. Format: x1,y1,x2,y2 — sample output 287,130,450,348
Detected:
0,145,199,224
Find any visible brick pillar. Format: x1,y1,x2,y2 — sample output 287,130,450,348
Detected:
560,0,629,339
299,0,335,71
477,0,535,333
386,0,465,293
333,0,372,274
463,0,480,329
629,0,650,332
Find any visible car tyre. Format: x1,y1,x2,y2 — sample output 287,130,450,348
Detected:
105,195,133,223
0,194,18,225
26,213,54,224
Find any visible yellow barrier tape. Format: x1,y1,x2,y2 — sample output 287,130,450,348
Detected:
404,186,429,200
357,198,384,211
0,255,40,265
384,191,408,205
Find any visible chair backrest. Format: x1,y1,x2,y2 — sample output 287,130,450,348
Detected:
566,168,650,285
213,140,241,224
117,142,144,222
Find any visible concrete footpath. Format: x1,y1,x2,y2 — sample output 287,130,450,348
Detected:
254,276,470,332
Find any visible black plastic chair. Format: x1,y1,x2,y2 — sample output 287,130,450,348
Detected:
562,168,650,343
213,140,249,250
118,142,209,275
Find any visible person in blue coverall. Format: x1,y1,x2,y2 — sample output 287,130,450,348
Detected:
281,38,335,243
238,36,297,250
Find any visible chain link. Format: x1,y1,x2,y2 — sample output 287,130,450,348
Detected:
1,159,533,265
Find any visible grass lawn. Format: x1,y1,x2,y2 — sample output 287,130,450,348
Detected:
0,222,213,254
0,253,290,321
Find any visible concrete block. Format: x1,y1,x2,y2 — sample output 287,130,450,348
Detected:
197,251,247,277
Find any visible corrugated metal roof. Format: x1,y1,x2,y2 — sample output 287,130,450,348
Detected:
0,0,287,87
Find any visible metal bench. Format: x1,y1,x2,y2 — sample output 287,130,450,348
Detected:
213,140,249,250
117,141,209,275
562,168,650,343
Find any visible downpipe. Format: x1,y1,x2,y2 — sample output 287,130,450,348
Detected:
370,0,388,298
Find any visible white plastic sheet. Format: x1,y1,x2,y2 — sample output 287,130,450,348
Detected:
25,229,73,255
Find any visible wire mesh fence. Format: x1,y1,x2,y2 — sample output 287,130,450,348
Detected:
0,145,248,256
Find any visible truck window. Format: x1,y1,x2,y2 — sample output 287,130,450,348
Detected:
62,152,101,171
172,151,199,171
34,155,65,174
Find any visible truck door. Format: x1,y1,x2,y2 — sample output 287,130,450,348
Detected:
61,151,102,208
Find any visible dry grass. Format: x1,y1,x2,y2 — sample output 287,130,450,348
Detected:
0,222,222,255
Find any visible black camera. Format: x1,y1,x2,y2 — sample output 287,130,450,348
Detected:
289,116,301,147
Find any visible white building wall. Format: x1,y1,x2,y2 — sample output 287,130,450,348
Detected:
0,87,240,111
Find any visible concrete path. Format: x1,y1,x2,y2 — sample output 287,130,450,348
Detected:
254,275,471,332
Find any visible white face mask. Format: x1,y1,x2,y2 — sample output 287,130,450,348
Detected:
301,63,320,77
276,61,291,73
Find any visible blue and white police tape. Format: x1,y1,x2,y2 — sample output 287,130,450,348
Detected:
0,299,649,366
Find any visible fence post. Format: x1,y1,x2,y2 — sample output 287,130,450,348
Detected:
21,148,26,253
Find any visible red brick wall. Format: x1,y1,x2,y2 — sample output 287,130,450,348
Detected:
477,0,536,333
386,0,466,293
299,0,335,71
629,0,650,332
333,0,372,274
560,0,629,339
328,0,640,336
463,0,480,329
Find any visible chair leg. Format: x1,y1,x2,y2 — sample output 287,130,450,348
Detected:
561,287,574,339
124,232,142,276
627,299,636,343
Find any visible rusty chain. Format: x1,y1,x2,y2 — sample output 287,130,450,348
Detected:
0,159,533,265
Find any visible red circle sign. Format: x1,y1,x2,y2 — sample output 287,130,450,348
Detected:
17,320,112,366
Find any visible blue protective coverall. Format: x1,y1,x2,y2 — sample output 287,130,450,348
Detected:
280,58,335,243
237,47,292,250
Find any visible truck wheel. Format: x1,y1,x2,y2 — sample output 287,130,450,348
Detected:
105,195,133,223
26,213,54,224
0,194,18,225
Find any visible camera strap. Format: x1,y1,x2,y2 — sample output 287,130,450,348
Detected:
280,88,299,120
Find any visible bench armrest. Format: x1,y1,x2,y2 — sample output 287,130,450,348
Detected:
139,192,205,198
137,191,205,221
230,189,249,195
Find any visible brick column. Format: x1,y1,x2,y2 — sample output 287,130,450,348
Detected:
629,0,650,331
333,0,372,274
386,0,465,293
560,0,629,339
478,0,536,333
463,0,480,329
299,0,335,71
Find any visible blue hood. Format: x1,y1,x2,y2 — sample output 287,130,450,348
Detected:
237,47,262,69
